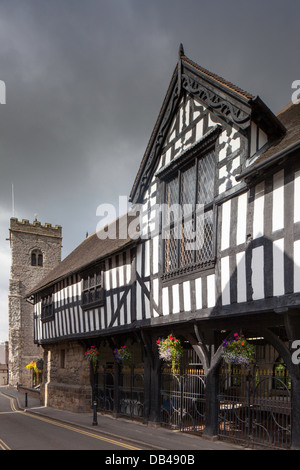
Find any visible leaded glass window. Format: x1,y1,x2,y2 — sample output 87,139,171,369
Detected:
41,293,54,320
81,269,105,309
163,150,215,274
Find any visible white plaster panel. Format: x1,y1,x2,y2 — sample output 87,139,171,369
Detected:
252,246,264,300
272,170,284,232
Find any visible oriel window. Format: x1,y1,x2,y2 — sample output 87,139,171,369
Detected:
41,293,53,320
81,269,105,309
163,149,216,274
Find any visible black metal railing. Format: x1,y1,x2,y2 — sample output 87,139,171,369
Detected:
161,365,206,433
119,364,144,419
97,363,115,413
96,362,145,420
218,362,291,449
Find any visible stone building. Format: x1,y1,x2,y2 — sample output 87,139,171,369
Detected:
8,217,62,386
0,341,8,385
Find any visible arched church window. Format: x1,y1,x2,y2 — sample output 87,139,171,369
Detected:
31,249,43,267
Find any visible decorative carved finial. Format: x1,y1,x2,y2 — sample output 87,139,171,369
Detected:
177,44,184,93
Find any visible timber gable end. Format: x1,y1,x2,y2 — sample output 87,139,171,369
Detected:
29,50,300,347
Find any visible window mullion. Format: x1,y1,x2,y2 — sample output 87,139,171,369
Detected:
194,157,198,264
177,169,182,270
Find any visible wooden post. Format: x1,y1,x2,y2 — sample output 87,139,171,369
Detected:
203,368,219,438
143,348,151,423
149,354,162,425
140,330,161,425
113,361,120,417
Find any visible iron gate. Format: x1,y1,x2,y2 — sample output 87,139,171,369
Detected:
97,363,115,413
218,362,291,449
97,362,145,419
119,363,144,419
161,365,206,432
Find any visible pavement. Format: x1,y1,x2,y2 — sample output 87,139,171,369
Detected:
0,385,244,451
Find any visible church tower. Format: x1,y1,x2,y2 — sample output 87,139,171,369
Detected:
8,218,62,386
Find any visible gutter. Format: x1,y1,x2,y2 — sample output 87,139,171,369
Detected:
236,139,300,182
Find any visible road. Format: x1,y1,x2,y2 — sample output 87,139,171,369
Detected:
0,391,142,450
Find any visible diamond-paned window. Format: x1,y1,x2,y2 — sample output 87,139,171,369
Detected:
41,293,54,321
198,151,215,205
81,269,105,310
163,149,216,274
165,177,179,225
196,209,214,264
180,216,195,267
164,226,178,272
182,165,196,208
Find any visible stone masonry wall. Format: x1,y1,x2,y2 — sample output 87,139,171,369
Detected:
40,340,143,413
41,341,91,412
8,218,62,386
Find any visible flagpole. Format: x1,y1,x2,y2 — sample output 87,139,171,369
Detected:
12,183,15,217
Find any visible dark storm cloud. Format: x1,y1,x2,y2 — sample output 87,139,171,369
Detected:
0,0,299,340
0,1,177,240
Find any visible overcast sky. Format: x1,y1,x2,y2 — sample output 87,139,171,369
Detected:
0,0,299,342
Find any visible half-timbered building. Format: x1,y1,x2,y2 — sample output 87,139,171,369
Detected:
27,46,300,449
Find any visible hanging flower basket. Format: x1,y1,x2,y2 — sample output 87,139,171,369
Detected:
113,346,132,363
222,333,254,366
26,361,43,373
84,346,100,373
157,334,183,373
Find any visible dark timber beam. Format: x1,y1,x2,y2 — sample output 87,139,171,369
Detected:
180,323,233,438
